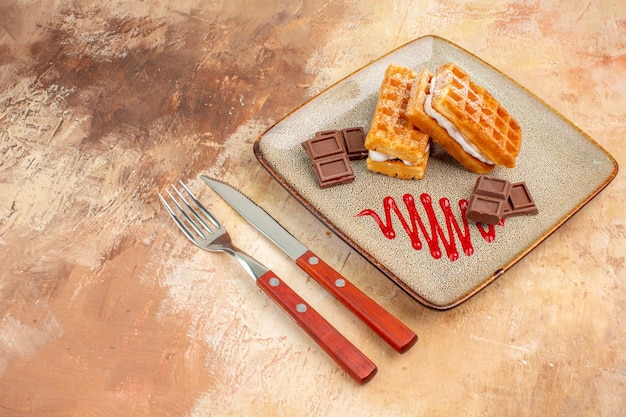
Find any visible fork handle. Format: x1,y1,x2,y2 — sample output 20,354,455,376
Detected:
257,271,377,384
296,250,417,353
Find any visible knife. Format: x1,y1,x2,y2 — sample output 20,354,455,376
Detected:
200,175,417,353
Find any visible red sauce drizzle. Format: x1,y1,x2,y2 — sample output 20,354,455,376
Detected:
357,193,505,261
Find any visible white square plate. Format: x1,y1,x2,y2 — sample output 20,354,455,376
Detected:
254,35,618,309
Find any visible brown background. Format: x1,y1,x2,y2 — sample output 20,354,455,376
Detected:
1,1,624,416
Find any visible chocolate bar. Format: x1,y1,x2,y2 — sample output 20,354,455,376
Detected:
314,128,368,160
303,131,345,160
313,154,355,188
504,182,538,216
466,176,538,224
341,127,368,160
303,130,355,188
472,176,512,200
467,194,506,225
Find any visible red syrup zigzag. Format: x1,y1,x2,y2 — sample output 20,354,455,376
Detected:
357,192,505,261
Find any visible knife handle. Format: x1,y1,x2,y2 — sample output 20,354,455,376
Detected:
295,250,417,353
257,270,377,384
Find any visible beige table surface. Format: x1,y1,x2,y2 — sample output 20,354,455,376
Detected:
1,1,624,416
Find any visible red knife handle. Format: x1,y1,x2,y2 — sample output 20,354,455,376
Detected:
295,250,417,353
257,270,377,384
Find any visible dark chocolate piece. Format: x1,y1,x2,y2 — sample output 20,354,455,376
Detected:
303,130,356,188
503,182,538,216
314,128,367,160
313,154,355,188
467,194,506,225
466,175,538,225
341,127,368,160
302,132,345,160
473,176,512,200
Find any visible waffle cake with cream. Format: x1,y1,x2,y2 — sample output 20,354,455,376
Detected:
407,62,522,174
364,65,431,180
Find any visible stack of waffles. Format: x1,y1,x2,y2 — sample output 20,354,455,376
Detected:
364,63,522,179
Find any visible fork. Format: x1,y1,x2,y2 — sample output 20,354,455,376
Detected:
159,181,377,384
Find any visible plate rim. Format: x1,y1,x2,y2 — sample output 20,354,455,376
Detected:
253,34,619,309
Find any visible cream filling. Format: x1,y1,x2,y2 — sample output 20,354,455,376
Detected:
424,76,494,165
368,142,430,167
368,150,415,166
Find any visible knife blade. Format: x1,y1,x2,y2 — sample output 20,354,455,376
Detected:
200,175,417,353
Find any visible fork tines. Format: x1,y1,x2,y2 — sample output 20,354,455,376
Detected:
159,181,221,240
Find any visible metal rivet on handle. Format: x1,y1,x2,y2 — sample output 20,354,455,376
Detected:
308,256,319,265
335,279,346,288
269,278,280,287
296,303,307,313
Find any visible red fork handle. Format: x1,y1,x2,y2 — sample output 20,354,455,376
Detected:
257,270,377,384
296,250,417,353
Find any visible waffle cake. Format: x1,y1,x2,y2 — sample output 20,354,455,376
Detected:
364,65,430,180
407,63,522,173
